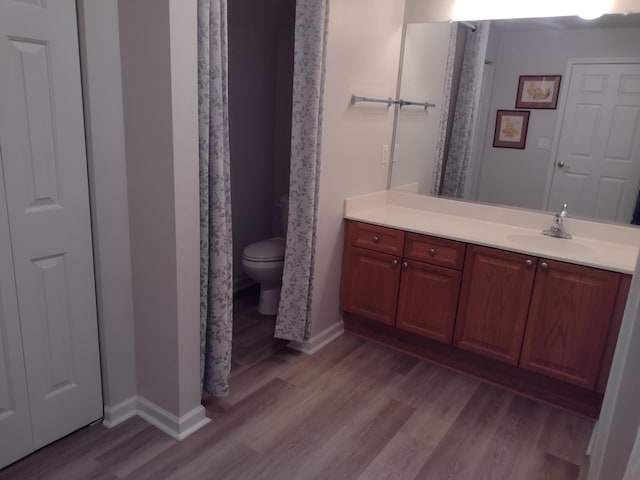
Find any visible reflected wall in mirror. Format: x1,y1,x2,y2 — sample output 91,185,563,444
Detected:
390,14,640,225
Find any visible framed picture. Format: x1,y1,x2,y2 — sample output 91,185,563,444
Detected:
516,75,561,109
493,110,530,149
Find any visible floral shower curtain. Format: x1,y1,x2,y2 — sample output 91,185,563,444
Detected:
275,0,330,342
198,0,233,396
431,23,459,195
434,21,490,197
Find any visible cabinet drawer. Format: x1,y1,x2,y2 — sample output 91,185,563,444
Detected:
404,233,466,270
350,221,404,256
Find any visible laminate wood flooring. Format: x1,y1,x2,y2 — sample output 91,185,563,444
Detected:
1,290,593,479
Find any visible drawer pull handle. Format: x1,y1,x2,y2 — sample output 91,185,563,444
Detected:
541,262,549,270
429,248,436,256
525,259,533,267
402,262,408,270
372,236,380,243
391,259,398,267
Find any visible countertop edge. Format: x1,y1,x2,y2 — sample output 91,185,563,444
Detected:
345,209,638,275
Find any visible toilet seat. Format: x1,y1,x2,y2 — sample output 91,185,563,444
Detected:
242,237,285,262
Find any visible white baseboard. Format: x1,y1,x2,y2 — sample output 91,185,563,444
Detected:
288,321,344,355
136,396,211,441
103,395,210,441
587,420,598,457
102,396,137,428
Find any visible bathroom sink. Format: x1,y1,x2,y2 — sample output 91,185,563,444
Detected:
506,233,590,254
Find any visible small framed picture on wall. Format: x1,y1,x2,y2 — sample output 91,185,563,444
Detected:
493,110,530,149
515,75,562,109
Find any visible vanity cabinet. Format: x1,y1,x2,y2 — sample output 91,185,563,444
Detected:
341,247,402,325
396,234,464,343
454,245,537,365
341,221,464,343
340,222,404,325
455,247,621,389
341,220,631,418
520,259,620,389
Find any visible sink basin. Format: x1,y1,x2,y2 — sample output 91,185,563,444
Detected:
506,233,590,254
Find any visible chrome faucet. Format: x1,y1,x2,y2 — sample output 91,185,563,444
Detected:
542,204,572,239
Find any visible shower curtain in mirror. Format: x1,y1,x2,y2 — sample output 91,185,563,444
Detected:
198,0,233,396
433,21,490,197
275,0,329,342
431,24,459,195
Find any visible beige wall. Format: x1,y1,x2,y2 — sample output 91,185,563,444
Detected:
309,0,405,336
118,0,201,418
168,0,202,418
78,0,137,412
392,22,452,194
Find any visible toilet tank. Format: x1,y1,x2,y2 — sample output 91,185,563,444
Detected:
279,194,289,237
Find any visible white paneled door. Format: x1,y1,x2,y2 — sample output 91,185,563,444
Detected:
0,156,33,468
0,0,102,468
548,61,640,222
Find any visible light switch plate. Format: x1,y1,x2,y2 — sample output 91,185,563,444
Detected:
537,137,551,149
381,144,389,164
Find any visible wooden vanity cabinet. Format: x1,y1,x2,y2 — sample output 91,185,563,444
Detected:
341,220,630,417
520,259,621,389
340,222,404,326
455,247,624,389
453,245,537,365
396,234,465,343
341,221,464,341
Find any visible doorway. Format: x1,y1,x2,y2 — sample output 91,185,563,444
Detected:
546,59,640,223
227,0,295,372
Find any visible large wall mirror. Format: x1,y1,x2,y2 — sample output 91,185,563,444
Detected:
390,14,640,225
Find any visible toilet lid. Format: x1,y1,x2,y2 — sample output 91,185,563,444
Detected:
243,237,286,262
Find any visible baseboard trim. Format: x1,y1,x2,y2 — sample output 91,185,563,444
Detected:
288,321,344,355
136,396,211,441
587,420,598,456
103,396,210,440
102,396,137,428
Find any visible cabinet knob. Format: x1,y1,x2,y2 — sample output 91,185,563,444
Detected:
429,248,436,257
372,236,380,243
391,259,398,267
525,259,533,267
402,261,408,270
540,262,549,270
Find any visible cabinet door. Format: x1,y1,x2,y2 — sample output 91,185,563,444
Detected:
454,245,536,365
520,260,620,389
341,248,401,326
396,260,461,343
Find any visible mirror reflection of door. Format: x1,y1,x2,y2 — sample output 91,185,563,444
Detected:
547,60,640,223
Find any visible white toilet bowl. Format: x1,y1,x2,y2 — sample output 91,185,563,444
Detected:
242,237,286,315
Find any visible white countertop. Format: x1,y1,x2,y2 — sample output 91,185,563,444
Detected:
345,191,640,274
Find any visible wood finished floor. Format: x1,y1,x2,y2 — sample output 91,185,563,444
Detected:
0,288,593,480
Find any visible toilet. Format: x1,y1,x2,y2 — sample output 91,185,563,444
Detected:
241,195,289,315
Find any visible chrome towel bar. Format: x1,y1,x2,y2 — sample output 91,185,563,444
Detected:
350,94,435,109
